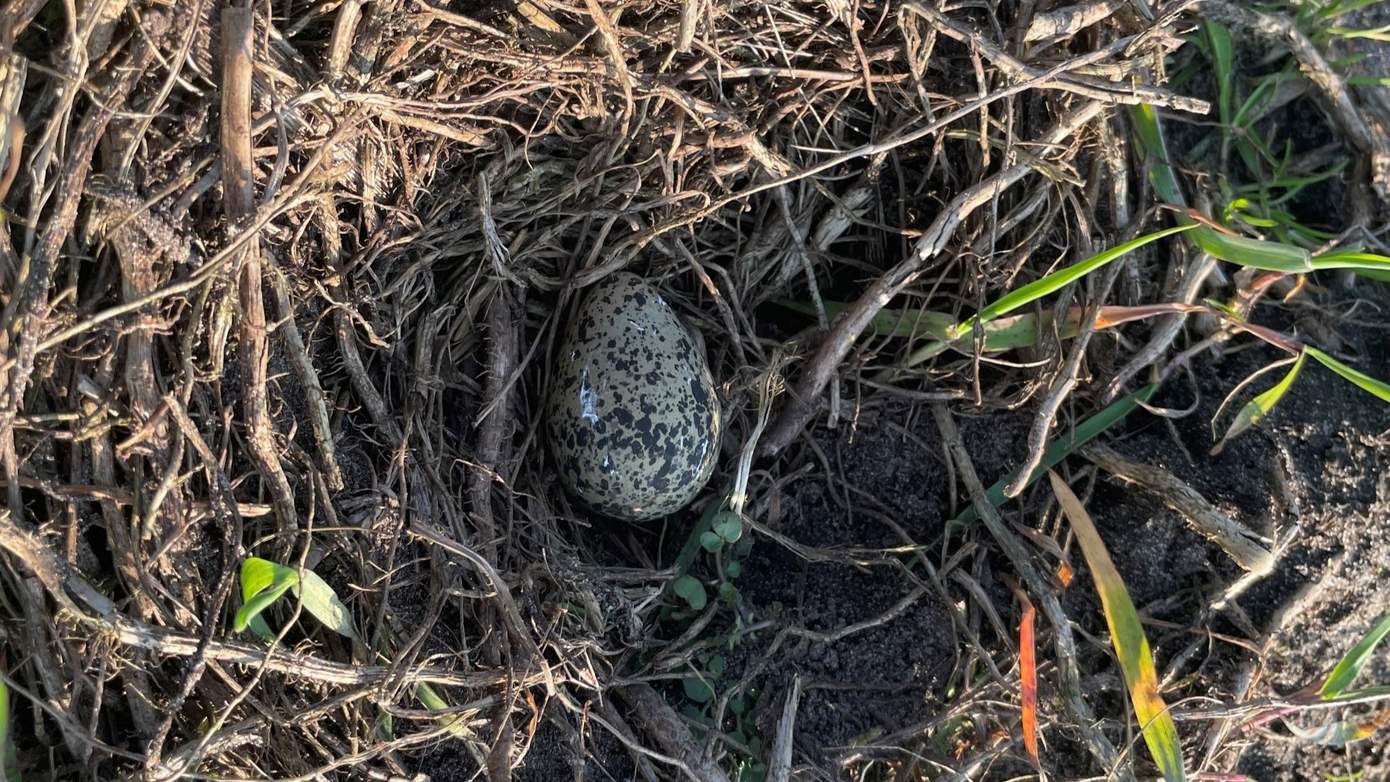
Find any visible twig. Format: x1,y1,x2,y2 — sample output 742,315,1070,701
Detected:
473,285,522,782
1024,0,1127,43
767,675,802,782
1082,443,1274,573
221,3,297,545
267,262,345,491
0,38,150,442
142,395,246,770
618,683,734,782
1005,217,1112,498
0,508,534,688
1103,248,1218,402
907,3,1209,113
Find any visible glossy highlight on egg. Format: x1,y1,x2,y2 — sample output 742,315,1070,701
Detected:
546,273,721,520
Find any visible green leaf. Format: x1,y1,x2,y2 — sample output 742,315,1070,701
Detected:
248,614,275,642
1213,352,1306,454
293,568,359,641
951,224,1198,338
706,654,726,677
1309,251,1390,274
1306,347,1390,403
954,384,1157,523
672,575,707,611
683,676,716,703
1205,22,1235,129
671,492,733,580
724,560,742,579
1320,613,1390,699
700,531,724,553
1050,473,1187,782
713,512,743,543
235,557,298,632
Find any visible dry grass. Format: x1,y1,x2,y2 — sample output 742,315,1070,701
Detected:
0,0,1385,780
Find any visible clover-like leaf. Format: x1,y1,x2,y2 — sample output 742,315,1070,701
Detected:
672,575,707,611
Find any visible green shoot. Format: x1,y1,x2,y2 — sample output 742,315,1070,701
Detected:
415,682,476,739
234,556,359,640
1130,104,1390,274
1213,352,1306,454
235,558,298,632
0,670,15,782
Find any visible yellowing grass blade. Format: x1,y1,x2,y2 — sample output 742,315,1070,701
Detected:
1048,471,1186,782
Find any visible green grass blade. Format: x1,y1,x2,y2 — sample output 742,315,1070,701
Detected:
1320,613,1390,699
1309,251,1390,273
1213,352,1306,454
951,225,1197,338
1050,473,1187,782
1305,347,1390,403
235,557,299,632
907,311,1068,364
1319,0,1386,21
954,384,1157,523
1205,22,1235,130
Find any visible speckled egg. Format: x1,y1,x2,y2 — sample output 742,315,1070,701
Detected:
546,273,721,521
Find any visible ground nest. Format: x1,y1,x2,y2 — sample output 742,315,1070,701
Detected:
1,1,1389,780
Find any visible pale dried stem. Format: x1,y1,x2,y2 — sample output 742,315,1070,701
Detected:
221,4,296,545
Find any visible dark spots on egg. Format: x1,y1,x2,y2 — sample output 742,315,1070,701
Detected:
545,273,721,521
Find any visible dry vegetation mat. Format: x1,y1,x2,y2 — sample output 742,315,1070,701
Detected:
0,0,1388,780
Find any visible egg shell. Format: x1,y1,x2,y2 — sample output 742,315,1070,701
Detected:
546,273,721,521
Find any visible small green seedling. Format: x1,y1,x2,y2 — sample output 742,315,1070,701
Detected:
234,556,358,641
236,556,475,740
1214,353,1306,454
1215,346,1390,451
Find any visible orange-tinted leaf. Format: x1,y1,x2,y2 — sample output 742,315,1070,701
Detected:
1049,472,1187,782
1056,561,1075,588
1019,596,1040,768
1092,303,1204,331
